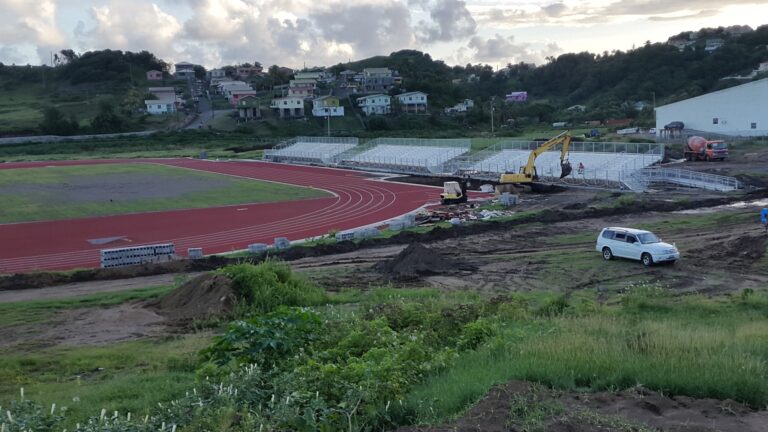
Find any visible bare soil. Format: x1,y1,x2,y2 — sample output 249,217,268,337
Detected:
397,381,768,432
148,273,236,324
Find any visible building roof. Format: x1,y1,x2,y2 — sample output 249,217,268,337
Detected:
656,78,768,110
363,68,391,74
357,94,390,101
148,87,174,92
315,95,338,101
397,91,427,97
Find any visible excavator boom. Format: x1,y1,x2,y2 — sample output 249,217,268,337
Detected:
499,131,573,184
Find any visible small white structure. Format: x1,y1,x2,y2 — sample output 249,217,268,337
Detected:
396,91,428,113
655,78,768,136
100,243,175,268
357,94,391,116
209,68,226,79
271,96,305,118
445,99,474,115
145,99,177,114
312,96,344,117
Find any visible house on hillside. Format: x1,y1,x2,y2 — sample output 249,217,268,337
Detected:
505,91,528,103
146,70,163,81
705,38,725,52
339,70,357,82
357,94,391,115
209,69,226,79
229,89,259,106
295,71,324,81
288,79,317,99
270,96,305,118
312,95,344,117
445,99,474,115
395,91,428,114
144,99,177,114
174,61,196,79
148,87,176,100
362,68,401,93
237,96,261,122
236,65,263,79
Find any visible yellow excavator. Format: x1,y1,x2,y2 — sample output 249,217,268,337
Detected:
499,131,573,184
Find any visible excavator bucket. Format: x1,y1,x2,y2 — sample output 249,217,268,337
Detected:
560,160,572,178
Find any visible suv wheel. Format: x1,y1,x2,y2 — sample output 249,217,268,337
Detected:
642,253,653,267
602,247,613,261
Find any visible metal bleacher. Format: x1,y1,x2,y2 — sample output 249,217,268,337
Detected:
336,138,471,174
263,137,358,164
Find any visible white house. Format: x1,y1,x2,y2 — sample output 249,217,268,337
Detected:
445,99,474,115
270,96,305,118
174,61,196,79
357,94,391,116
395,91,428,113
312,96,344,117
655,78,768,136
144,99,177,114
209,68,226,79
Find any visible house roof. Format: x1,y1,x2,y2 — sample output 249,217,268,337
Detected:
363,68,391,74
230,89,258,95
148,87,174,92
357,94,390,102
315,95,338,101
147,69,162,73
397,91,427,97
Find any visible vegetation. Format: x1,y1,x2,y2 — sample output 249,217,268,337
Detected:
0,163,328,223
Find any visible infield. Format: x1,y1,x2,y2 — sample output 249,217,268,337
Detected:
0,163,329,223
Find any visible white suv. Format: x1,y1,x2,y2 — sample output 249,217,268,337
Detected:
596,227,680,266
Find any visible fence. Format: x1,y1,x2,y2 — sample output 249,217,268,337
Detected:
638,167,742,191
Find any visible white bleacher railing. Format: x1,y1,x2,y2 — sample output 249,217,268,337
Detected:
263,136,358,164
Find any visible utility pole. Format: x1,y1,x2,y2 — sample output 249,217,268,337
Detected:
490,96,496,134
326,113,331,137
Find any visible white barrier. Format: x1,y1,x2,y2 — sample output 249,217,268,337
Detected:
100,243,175,268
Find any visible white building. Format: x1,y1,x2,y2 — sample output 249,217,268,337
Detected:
312,96,344,117
655,78,768,136
445,99,474,115
145,99,177,114
357,94,391,116
270,96,305,118
209,68,226,79
396,91,428,113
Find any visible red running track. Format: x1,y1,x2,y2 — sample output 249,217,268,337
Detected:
0,159,444,273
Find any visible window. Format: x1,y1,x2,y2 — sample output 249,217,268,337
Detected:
713,118,719,124
614,232,626,240
601,230,615,239
752,122,757,129
626,235,637,244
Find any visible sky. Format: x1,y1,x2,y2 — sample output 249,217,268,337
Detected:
1,0,767,70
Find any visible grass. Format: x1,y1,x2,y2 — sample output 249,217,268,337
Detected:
403,291,768,424
0,285,174,327
0,163,328,223
0,334,211,427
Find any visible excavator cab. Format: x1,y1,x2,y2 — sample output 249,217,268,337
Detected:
560,159,572,178
440,178,469,205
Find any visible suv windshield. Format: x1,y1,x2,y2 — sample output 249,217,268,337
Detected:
637,233,660,244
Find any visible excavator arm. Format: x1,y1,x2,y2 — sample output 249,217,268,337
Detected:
499,131,573,184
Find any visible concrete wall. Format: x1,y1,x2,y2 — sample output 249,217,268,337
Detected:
656,79,768,136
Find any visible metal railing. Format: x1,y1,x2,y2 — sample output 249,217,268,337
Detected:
637,167,742,191
263,136,359,164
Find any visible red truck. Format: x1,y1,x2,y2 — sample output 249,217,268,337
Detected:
685,136,728,161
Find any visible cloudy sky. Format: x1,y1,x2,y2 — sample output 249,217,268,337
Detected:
1,0,766,69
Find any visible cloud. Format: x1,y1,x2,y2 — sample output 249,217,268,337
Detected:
648,9,719,22
0,45,28,64
75,1,183,61
468,33,562,64
415,0,477,43
0,0,67,63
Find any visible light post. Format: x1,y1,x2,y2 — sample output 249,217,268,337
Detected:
490,96,496,134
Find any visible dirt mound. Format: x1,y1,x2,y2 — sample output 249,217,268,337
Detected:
398,381,768,432
374,243,466,279
692,234,768,263
148,273,236,323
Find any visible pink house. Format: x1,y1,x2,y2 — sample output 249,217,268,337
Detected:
505,91,528,103
146,70,163,81
230,90,258,106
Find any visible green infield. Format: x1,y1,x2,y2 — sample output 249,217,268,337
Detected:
0,163,329,223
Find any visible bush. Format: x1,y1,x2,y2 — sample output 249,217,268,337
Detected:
218,261,327,313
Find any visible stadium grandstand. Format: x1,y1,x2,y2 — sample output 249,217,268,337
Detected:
336,138,471,174
263,137,358,164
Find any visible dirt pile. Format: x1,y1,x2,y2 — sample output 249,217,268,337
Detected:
692,234,768,263
374,243,467,279
149,273,237,323
398,381,768,432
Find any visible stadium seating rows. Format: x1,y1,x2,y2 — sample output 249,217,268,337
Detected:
343,145,468,168
267,141,357,163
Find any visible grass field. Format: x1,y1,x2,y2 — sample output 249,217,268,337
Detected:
0,163,328,223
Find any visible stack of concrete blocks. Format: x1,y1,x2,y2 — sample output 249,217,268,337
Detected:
187,248,204,259
248,243,268,253
500,193,519,207
274,237,291,250
335,231,356,242
355,227,380,239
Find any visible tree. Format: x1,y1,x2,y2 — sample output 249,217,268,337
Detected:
193,65,207,80
39,106,79,135
90,101,124,133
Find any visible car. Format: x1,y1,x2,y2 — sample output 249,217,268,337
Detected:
596,227,679,266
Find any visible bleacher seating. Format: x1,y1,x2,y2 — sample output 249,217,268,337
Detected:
341,144,469,174
471,150,662,182
265,140,357,164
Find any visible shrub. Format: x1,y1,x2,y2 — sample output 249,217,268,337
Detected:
218,261,327,313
